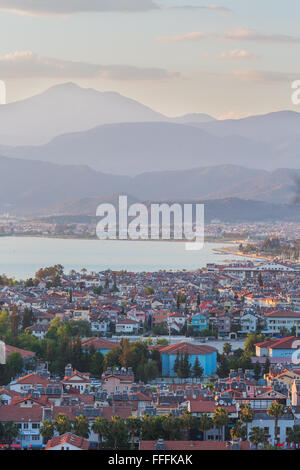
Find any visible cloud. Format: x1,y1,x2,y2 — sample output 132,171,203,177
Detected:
157,32,210,43
0,0,158,16
157,28,300,44
232,69,300,82
0,51,179,81
169,4,231,13
217,49,258,60
225,28,300,44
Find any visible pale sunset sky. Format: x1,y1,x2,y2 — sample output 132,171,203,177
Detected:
0,0,299,118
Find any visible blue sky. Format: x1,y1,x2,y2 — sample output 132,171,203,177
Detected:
0,0,299,117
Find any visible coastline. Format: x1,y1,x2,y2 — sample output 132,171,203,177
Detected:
213,245,272,262
0,233,238,244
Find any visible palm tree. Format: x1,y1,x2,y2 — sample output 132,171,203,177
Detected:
180,412,197,440
92,417,107,449
286,425,300,447
161,414,181,440
198,413,212,441
249,426,267,449
239,405,254,440
110,416,130,450
126,417,142,449
54,413,72,435
267,401,285,445
212,407,229,441
230,421,247,440
40,419,55,445
2,421,20,448
73,414,90,439
223,342,232,356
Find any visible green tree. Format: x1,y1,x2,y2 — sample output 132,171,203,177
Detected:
10,305,20,343
244,333,265,356
0,310,10,341
6,352,23,379
22,307,34,330
2,421,20,448
286,425,300,445
239,405,254,440
89,351,104,377
40,420,55,444
198,413,212,441
143,360,159,382
181,353,191,378
249,426,267,449
192,357,203,378
126,417,142,449
253,361,261,381
102,416,130,450
223,342,232,356
92,417,107,449
161,414,182,440
145,286,155,295
230,422,247,440
180,412,197,440
217,357,230,378
263,358,271,375
55,413,72,435
212,407,229,441
73,414,90,438
35,264,64,281
267,401,285,444
93,286,103,295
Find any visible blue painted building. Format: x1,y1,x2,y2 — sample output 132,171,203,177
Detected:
255,336,300,360
81,338,120,356
160,342,217,377
189,313,208,332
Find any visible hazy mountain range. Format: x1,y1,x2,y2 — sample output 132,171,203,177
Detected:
0,83,299,174
0,83,299,221
0,156,299,216
0,82,215,146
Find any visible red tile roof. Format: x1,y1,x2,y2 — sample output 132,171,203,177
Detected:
189,400,237,414
255,336,299,349
265,310,300,318
45,433,89,450
14,373,50,386
81,338,120,350
101,406,133,420
0,405,43,422
159,342,217,356
5,345,35,360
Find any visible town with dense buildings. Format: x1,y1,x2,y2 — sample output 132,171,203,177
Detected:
0,253,300,451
